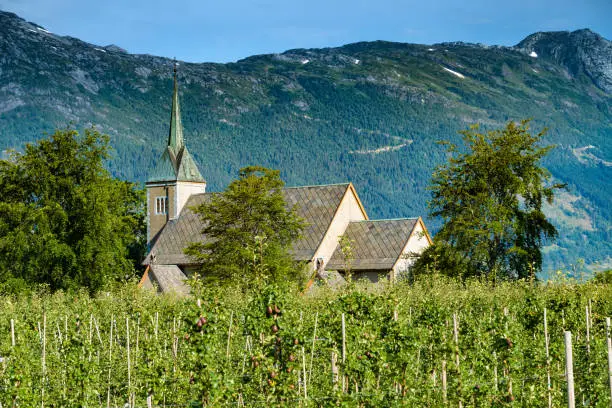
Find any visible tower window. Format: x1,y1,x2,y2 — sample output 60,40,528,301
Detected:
155,196,168,215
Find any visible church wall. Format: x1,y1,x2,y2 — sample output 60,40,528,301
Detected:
393,220,430,279
176,181,206,219
146,183,176,244
313,187,367,268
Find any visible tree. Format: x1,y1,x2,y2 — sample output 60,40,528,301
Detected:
185,166,305,289
0,128,145,292
414,120,564,281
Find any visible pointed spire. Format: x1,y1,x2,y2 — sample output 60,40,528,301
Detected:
147,61,205,184
167,59,184,154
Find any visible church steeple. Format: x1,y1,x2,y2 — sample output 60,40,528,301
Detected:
167,61,184,155
146,61,207,244
148,62,205,184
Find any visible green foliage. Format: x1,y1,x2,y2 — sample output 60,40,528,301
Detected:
592,269,612,284
338,234,355,283
1,279,612,406
185,166,305,289
0,128,146,292
415,120,565,280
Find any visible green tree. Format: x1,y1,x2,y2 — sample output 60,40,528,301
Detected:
414,120,564,280
185,166,305,289
0,128,145,292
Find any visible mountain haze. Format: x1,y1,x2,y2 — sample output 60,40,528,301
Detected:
0,10,610,274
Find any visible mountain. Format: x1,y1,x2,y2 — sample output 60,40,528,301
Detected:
0,10,610,275
517,29,612,93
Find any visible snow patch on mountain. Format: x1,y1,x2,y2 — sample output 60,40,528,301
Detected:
442,67,465,79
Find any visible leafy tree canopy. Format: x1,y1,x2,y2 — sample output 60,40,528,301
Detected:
185,166,305,289
0,128,145,293
413,120,564,281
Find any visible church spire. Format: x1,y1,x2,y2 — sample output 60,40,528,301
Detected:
167,59,184,154
147,61,205,184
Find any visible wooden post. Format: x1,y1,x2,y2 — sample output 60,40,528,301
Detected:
544,308,552,408
606,317,612,405
453,314,460,367
331,351,339,390
302,346,308,400
94,316,102,344
341,313,346,363
107,316,114,408
41,313,46,408
126,317,132,408
89,314,94,345
10,319,15,347
564,331,575,408
135,317,140,370
226,311,233,359
342,312,347,393
154,312,159,341
146,393,152,408
586,305,591,355
493,351,498,391
562,310,566,330
453,313,462,408
442,360,447,404
308,312,318,385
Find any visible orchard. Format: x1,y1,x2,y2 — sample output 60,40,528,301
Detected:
1,277,612,407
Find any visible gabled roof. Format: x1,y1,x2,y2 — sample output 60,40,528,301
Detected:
145,193,212,265
147,65,205,184
141,264,189,295
144,183,352,265
326,218,418,271
284,183,353,260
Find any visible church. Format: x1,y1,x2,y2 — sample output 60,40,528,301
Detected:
140,67,432,294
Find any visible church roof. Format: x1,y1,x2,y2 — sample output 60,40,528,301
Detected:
141,264,190,295
284,183,352,260
147,64,205,184
143,183,352,265
326,218,418,271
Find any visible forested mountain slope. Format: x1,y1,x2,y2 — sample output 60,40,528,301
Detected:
1,10,610,274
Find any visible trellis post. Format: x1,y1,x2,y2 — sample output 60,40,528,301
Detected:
10,319,15,347
564,331,575,408
544,308,552,408
606,317,612,404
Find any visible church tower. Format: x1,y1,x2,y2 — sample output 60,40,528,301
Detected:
146,63,206,245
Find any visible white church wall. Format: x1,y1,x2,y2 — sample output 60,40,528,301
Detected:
313,186,367,268
175,181,207,219
393,220,430,278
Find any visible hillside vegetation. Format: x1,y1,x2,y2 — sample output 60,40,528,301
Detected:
0,11,610,273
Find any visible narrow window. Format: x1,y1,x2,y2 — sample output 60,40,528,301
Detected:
155,196,167,215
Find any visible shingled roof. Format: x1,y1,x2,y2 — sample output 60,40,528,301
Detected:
284,183,351,260
326,219,418,271
141,264,190,294
144,183,352,265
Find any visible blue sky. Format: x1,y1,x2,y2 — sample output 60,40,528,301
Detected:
1,0,610,63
